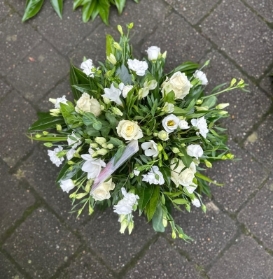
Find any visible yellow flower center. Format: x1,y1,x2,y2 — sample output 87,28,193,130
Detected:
167,120,175,127
126,125,134,136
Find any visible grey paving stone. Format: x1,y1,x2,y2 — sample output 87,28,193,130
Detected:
58,250,115,279
201,0,273,79
0,251,25,279
125,237,202,279
208,236,273,279
82,209,156,272
142,13,211,72
204,50,271,141
244,114,273,170
37,1,100,55
238,176,273,250
206,141,268,213
0,90,36,167
244,0,273,23
0,78,11,99
0,159,35,238
0,1,10,21
260,74,273,96
0,14,42,76
21,145,89,227
169,202,237,267
165,0,217,25
7,40,69,102
3,207,81,278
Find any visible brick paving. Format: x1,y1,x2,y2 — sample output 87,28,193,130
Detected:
0,0,272,278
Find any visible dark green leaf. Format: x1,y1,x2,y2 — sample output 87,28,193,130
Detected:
152,205,165,232
105,112,118,128
28,113,64,131
70,63,89,100
98,0,110,25
50,0,63,18
114,0,126,14
146,186,160,221
82,0,97,22
202,96,217,108
138,186,154,210
22,0,44,22
109,137,123,146
179,146,193,168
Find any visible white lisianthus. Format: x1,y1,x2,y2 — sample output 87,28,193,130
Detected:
146,46,161,60
67,132,82,149
121,84,133,98
191,116,209,138
170,158,196,189
49,96,68,109
114,187,139,215
60,179,75,193
162,72,192,100
138,87,149,99
141,140,159,157
162,114,180,133
127,59,148,76
186,144,204,159
91,178,115,201
142,166,165,185
157,130,169,141
116,120,143,141
47,146,64,167
80,59,95,77
144,80,157,90
192,197,201,207
162,102,174,113
102,83,122,106
66,148,76,160
81,151,106,179
193,70,208,85
179,119,189,129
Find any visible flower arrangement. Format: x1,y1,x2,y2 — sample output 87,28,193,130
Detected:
28,23,246,240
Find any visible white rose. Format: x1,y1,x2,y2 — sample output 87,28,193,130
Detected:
162,72,192,100
91,178,115,201
170,158,196,188
89,97,101,116
116,120,143,141
141,140,159,157
60,179,75,193
162,114,180,133
146,46,161,60
75,93,92,113
127,59,148,76
186,144,204,159
193,70,208,85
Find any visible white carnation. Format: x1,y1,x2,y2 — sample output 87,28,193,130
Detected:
142,166,165,185
128,59,148,76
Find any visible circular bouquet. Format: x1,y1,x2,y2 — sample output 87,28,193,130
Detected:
28,23,246,240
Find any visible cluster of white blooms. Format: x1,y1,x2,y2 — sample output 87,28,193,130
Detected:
142,166,165,185
80,59,95,77
191,116,209,138
114,187,139,215
47,146,64,167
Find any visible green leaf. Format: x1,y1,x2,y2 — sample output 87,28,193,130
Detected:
106,34,115,57
164,91,175,103
70,63,89,100
152,205,165,232
138,186,154,210
57,162,81,182
146,186,160,221
202,96,217,109
98,0,110,25
50,0,63,18
22,0,44,22
82,112,102,130
195,172,223,186
179,146,193,168
114,145,126,165
109,137,123,146
173,199,188,205
114,0,126,14
28,113,64,131
116,64,132,85
82,0,97,22
105,112,118,128
73,0,84,10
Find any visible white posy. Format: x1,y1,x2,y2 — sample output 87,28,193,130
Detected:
49,95,68,109
113,187,139,215
186,144,204,159
191,116,209,138
102,83,122,106
193,70,208,85
127,59,148,76
47,146,64,167
116,120,143,141
162,114,180,133
60,179,75,193
142,166,165,185
162,72,192,100
141,140,159,157
146,46,161,60
80,59,95,77
91,178,115,201
67,132,82,149
81,153,106,179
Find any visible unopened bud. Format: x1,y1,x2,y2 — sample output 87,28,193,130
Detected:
90,143,98,148
49,98,56,104
196,99,203,105
44,142,53,147
117,25,123,35
205,160,212,168
161,51,167,59
95,137,106,145
35,134,42,138
42,131,49,135
171,230,177,239
218,110,228,115
172,147,180,154
127,22,134,29
113,42,122,51
120,219,128,234
158,130,169,141
128,221,134,234
97,148,108,156
107,144,114,149
111,107,123,116
107,53,117,65
56,124,62,131
216,103,229,109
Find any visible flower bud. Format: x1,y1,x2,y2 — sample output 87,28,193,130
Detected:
226,153,234,159
97,148,108,156
205,160,212,168
113,42,122,51
218,110,228,115
107,144,114,149
101,143,108,149
171,230,177,239
128,221,134,234
117,25,123,35
172,147,180,154
216,103,229,109
196,99,203,105
90,143,98,148
42,131,49,135
127,22,134,29
56,124,62,131
120,219,128,234
49,108,60,116
162,217,168,227
161,51,167,59
107,53,117,65
49,98,56,104
157,130,169,141
44,142,53,147
95,137,107,145
67,160,75,165
111,107,123,116
35,134,42,138
162,102,174,113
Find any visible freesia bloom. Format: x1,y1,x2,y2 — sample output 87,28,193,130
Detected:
116,120,143,141
186,144,204,159
48,146,64,167
60,179,75,193
49,96,68,109
80,59,95,77
128,59,148,76
114,187,139,215
141,140,158,157
142,166,165,185
191,116,209,138
193,70,208,85
91,178,115,201
162,72,192,100
146,46,161,60
67,132,82,149
81,152,106,179
162,114,180,133
102,83,122,106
